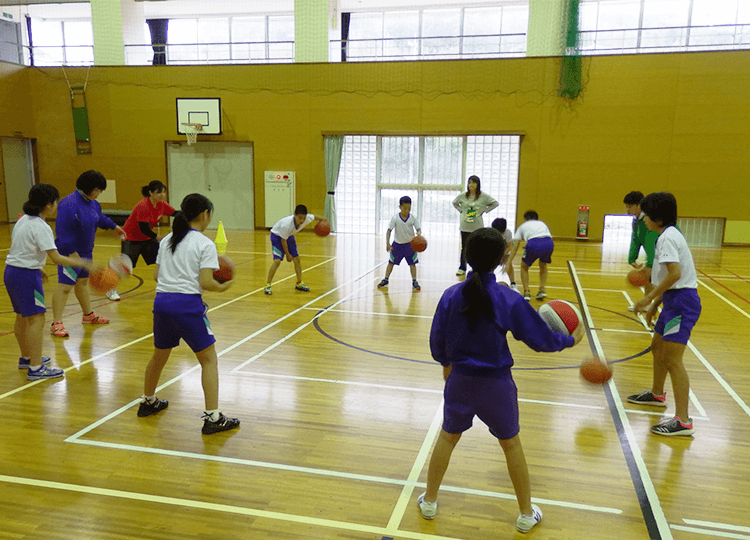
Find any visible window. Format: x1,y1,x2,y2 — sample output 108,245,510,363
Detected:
30,18,93,66
336,135,520,236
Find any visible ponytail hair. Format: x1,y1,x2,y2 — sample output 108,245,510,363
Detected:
23,184,60,216
141,180,166,198
170,193,213,253
461,228,506,324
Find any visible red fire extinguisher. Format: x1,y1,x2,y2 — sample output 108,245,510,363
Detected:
577,220,588,238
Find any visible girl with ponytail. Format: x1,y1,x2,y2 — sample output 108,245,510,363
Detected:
418,227,584,533
5,184,91,380
138,193,240,435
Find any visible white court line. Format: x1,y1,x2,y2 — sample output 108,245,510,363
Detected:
697,278,750,321
300,306,434,319
569,262,673,540
0,473,463,540
621,291,708,419
671,525,750,540
683,519,750,534
624,408,709,420
687,339,750,419
386,402,443,530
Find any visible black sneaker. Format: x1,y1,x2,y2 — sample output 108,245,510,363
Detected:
137,398,169,417
651,416,694,436
202,413,240,435
412,280,421,291
627,390,667,407
377,278,389,289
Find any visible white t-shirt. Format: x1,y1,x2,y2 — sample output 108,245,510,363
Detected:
5,215,57,270
501,229,513,249
514,220,551,241
270,214,315,239
651,226,697,289
155,230,219,295
388,213,421,244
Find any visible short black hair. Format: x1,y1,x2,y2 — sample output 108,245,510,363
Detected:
623,191,644,205
142,181,166,198
399,196,411,206
76,170,107,195
491,218,507,233
294,204,308,215
23,184,59,216
523,210,538,221
640,192,677,228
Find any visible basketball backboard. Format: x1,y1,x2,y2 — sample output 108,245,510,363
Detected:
176,98,222,135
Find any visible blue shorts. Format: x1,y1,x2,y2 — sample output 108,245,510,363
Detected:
57,251,92,285
4,266,46,317
271,233,299,260
153,293,216,352
522,237,554,266
442,370,519,440
389,242,418,266
654,288,701,344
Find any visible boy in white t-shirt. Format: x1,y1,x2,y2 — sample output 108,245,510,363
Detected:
377,196,422,291
491,218,516,290
507,211,554,301
630,192,701,437
264,204,324,295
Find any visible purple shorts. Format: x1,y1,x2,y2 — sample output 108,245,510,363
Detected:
389,241,418,266
654,288,701,344
153,293,216,352
271,233,299,260
442,370,519,440
522,237,554,266
4,266,46,317
57,251,92,285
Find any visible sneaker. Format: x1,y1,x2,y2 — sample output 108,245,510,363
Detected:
202,413,240,435
651,416,694,437
50,321,69,337
417,493,437,520
82,312,109,324
627,390,667,407
106,289,121,301
377,278,389,289
18,356,51,369
510,283,519,292
456,268,466,276
264,284,272,295
295,282,310,292
516,504,543,533
27,364,64,381
412,280,421,291
523,292,531,301
535,290,547,300
137,397,168,417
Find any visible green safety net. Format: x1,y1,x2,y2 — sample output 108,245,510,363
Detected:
558,0,582,100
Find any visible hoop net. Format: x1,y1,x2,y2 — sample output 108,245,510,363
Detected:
181,123,203,145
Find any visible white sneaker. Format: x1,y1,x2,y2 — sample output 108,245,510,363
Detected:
417,492,437,519
516,504,542,533
510,283,518,292
106,289,121,301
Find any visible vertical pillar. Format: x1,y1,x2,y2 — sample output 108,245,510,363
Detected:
295,0,329,63
526,0,567,57
90,0,125,65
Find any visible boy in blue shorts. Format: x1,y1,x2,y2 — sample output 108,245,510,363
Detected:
630,192,701,436
507,210,554,301
377,196,422,291
264,204,324,295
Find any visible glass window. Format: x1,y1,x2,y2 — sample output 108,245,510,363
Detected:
463,7,501,56
168,18,198,63
198,18,230,63
232,17,266,62
348,12,383,60
421,9,461,57
500,5,529,54
268,15,294,61
31,19,64,65
63,20,93,65
383,11,419,59
380,137,419,185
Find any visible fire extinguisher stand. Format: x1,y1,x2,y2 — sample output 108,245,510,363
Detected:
577,205,590,238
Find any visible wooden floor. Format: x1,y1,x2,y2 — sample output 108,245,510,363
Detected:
1,225,749,540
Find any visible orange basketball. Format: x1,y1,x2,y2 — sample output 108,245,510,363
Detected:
89,268,119,294
410,235,427,253
627,269,648,287
213,255,234,283
580,359,613,384
314,220,331,237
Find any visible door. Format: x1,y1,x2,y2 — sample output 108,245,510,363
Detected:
166,141,254,230
1,138,35,222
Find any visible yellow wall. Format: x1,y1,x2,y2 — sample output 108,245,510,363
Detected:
0,63,34,137
724,221,750,245
4,50,750,236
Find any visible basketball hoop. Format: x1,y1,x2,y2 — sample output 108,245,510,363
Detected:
181,122,203,145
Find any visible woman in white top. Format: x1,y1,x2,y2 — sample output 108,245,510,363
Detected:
452,175,498,275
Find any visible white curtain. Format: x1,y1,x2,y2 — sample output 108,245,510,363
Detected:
324,135,344,231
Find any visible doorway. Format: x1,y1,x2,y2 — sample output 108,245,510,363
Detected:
1,138,36,222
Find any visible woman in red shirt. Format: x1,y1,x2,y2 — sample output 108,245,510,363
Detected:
107,181,175,300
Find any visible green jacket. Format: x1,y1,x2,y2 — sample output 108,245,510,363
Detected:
629,214,659,267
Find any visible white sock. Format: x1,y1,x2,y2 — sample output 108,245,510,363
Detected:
29,364,42,370
204,409,220,422
142,394,156,403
